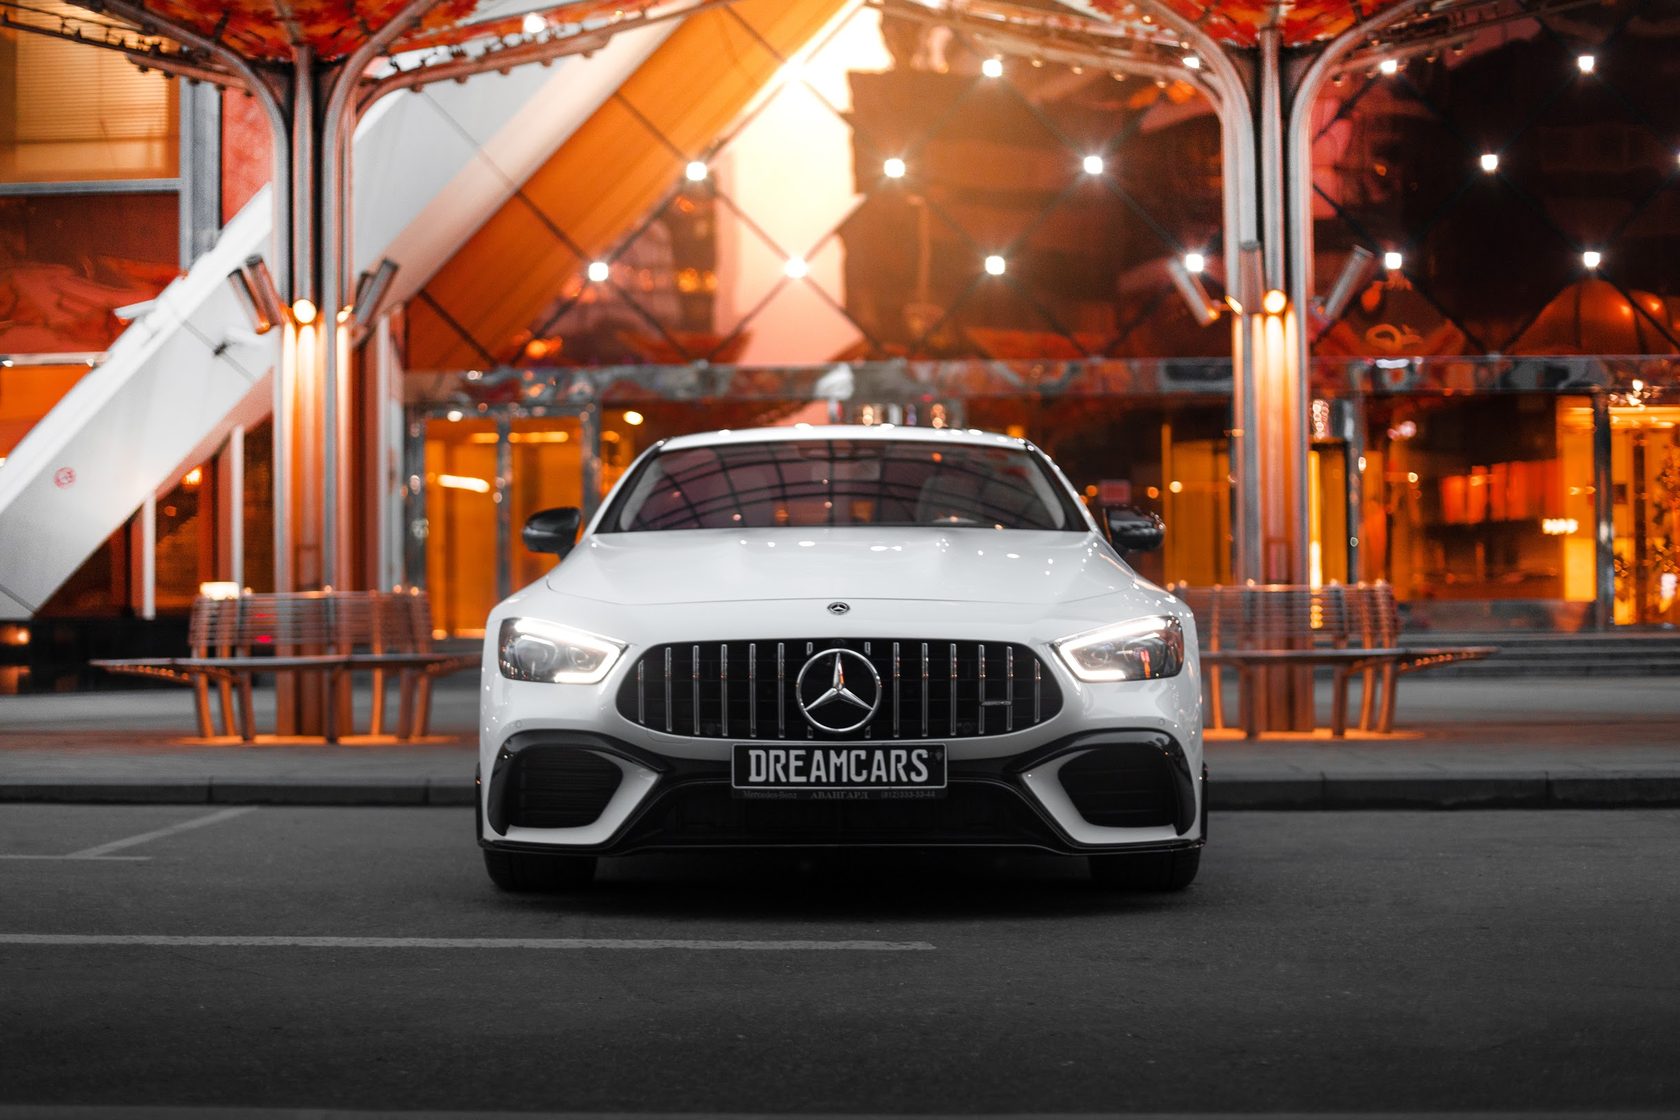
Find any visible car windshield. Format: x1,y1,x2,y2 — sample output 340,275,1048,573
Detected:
604,439,1082,532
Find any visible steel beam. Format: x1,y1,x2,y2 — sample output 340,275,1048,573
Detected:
1592,392,1614,629
318,0,442,591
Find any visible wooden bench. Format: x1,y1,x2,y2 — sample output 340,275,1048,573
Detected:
92,591,478,742
1171,582,1497,737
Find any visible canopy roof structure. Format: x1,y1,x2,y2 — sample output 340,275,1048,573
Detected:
1132,0,1417,45
0,0,1602,95
0,0,724,93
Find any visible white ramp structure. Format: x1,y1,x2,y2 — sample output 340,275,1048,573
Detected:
0,25,671,619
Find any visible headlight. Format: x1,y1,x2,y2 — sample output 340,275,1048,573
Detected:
497,618,625,684
1053,615,1184,682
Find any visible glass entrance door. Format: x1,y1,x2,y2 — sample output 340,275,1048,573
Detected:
1610,406,1680,625
422,415,585,637
507,418,587,594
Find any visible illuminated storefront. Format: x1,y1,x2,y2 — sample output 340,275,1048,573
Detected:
404,353,1678,637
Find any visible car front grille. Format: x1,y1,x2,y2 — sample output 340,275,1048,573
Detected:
615,638,1063,741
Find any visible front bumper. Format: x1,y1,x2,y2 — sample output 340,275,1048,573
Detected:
479,729,1206,857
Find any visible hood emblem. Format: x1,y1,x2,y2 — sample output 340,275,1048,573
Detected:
795,648,881,734
826,601,850,615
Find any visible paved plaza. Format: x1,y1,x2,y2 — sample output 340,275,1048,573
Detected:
3,674,1677,809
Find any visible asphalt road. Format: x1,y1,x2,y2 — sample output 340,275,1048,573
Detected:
1,805,1678,1118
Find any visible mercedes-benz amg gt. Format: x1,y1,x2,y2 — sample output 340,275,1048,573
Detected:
477,425,1204,891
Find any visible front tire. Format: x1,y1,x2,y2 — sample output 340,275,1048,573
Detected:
483,849,597,892
1089,847,1200,891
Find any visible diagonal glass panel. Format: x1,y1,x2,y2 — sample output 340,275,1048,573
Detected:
710,76,860,261
948,270,1085,361
1438,34,1573,153
911,77,1076,253
795,4,893,123
829,187,984,357
730,268,863,365
1503,76,1663,248
1320,82,1474,250
520,191,716,368
1603,189,1680,346
1330,274,1470,357
1591,20,1680,136
1001,183,1202,357
710,189,809,353
1419,182,1580,353
1100,117,1220,272
1105,281,1226,359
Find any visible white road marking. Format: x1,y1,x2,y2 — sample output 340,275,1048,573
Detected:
0,855,150,861
63,806,256,858
0,1110,1671,1120
0,934,935,951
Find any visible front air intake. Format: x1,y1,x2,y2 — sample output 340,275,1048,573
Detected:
504,747,622,829
1057,744,1187,830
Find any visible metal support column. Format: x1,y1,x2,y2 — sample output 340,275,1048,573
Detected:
1592,392,1615,629
178,80,222,267
580,404,604,525
1257,29,1286,293
402,413,430,591
221,425,245,588
372,315,407,591
1342,396,1365,584
319,0,438,592
495,415,514,603
139,493,156,621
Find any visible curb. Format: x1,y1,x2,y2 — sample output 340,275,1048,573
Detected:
1205,773,1680,810
0,778,475,807
2,775,1678,809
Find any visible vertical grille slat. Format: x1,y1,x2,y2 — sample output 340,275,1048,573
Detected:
892,641,900,739
948,642,958,738
1006,646,1015,733
921,642,929,739
619,638,1061,741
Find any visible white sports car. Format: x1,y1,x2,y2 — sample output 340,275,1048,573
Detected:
477,426,1205,891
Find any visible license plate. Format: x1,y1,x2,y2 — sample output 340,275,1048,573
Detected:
731,744,947,799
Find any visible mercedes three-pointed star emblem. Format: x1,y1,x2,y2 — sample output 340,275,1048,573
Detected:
794,648,882,734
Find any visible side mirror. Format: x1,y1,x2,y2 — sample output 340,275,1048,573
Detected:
522,507,582,557
1102,507,1165,554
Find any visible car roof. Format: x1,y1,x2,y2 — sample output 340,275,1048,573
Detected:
660,424,1030,453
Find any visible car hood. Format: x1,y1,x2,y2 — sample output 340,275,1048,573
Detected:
547,527,1139,606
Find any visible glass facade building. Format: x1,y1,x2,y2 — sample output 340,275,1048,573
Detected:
2,0,1679,690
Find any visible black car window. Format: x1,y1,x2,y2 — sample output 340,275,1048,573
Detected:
604,440,1082,532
